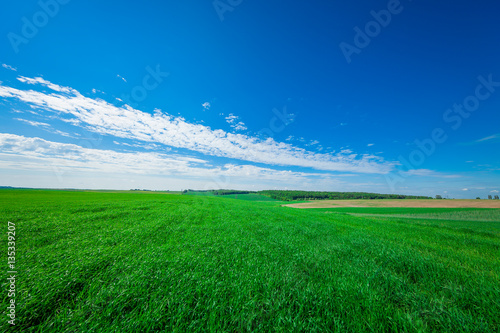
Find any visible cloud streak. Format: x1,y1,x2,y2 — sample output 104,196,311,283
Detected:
117,74,127,83
476,133,500,143
0,76,396,174
15,118,50,127
400,169,461,178
2,64,17,71
0,133,352,190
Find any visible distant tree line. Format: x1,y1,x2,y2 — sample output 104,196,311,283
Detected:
183,189,433,201
212,190,254,196
182,189,255,195
258,190,432,202
182,189,213,194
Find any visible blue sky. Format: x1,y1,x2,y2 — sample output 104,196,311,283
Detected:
0,0,499,198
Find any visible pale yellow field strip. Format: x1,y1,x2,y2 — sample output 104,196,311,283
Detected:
284,199,500,209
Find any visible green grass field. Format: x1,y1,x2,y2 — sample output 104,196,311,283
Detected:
1,190,499,332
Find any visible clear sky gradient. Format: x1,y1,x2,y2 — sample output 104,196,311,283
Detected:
1,0,499,198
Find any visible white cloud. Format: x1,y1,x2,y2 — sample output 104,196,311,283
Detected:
0,133,205,173
462,188,469,191
223,113,247,131
232,122,247,131
113,140,168,151
491,190,499,193
51,130,75,138
306,140,320,146
0,76,396,174
0,133,352,190
401,169,461,178
476,134,500,143
2,64,17,71
367,143,375,147
14,118,78,138
202,102,211,111
15,118,50,127
17,76,74,93
117,75,127,83
225,113,239,123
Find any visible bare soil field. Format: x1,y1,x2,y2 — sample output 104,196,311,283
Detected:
284,199,500,209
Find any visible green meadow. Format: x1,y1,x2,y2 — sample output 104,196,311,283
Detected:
1,189,499,332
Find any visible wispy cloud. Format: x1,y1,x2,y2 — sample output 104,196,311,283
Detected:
400,169,461,178
367,143,374,147
233,122,247,131
14,118,77,138
17,76,73,93
117,74,127,83
225,113,239,123
15,118,50,127
113,140,166,151
0,76,396,174
2,64,17,71
0,133,352,189
202,102,211,111
224,113,248,131
476,133,500,143
0,133,206,176
460,133,500,146
305,140,320,147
